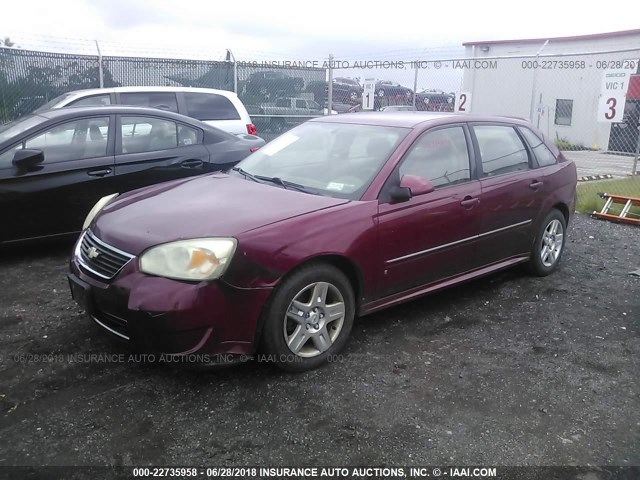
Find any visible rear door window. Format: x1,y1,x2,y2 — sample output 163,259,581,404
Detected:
119,92,178,113
120,116,178,154
183,93,240,121
473,125,530,177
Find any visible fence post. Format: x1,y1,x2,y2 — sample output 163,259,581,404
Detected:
327,54,333,115
94,40,104,88
633,126,640,176
226,49,238,94
412,62,418,110
529,40,548,122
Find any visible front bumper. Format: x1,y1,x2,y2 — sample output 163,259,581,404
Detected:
69,240,272,357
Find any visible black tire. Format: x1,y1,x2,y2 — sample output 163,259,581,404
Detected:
260,263,355,372
527,209,567,276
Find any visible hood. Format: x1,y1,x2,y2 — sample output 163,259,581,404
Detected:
91,174,349,254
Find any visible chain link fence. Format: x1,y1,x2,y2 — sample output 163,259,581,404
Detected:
0,44,326,136
1,36,639,216
329,47,640,214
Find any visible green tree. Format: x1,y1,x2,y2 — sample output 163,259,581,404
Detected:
0,37,16,47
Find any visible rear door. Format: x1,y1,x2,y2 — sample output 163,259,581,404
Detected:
471,123,545,264
0,115,116,242
182,92,245,134
113,115,210,192
377,125,482,297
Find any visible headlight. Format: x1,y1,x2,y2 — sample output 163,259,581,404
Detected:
83,193,119,230
139,238,237,281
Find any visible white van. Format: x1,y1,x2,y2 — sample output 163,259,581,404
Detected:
36,86,257,136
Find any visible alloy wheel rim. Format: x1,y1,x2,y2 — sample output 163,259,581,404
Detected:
283,281,345,358
540,219,564,267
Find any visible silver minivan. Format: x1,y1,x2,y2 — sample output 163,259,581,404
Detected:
36,86,257,136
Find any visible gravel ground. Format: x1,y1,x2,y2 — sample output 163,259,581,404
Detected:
0,214,638,468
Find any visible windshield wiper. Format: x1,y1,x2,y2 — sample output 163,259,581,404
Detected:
232,166,262,183
259,176,320,195
232,167,320,195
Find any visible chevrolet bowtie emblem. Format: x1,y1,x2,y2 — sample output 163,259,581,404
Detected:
87,246,100,259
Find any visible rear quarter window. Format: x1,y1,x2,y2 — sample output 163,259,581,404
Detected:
184,93,241,121
518,127,558,167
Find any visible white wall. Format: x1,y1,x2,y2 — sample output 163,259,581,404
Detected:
462,33,640,150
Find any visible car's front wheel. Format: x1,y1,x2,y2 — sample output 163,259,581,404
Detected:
261,263,355,372
527,209,567,276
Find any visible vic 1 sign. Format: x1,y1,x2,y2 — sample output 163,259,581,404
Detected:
597,68,633,123
362,79,376,110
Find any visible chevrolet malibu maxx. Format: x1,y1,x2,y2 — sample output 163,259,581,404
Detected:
69,112,577,371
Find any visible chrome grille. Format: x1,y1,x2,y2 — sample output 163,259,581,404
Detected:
77,230,134,280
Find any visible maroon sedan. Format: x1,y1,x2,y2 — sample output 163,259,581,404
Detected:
69,112,577,371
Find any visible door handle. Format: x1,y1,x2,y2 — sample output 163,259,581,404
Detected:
529,180,544,191
181,159,204,169
87,168,112,177
460,196,480,208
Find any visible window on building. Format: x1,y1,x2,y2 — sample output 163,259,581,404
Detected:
555,99,573,126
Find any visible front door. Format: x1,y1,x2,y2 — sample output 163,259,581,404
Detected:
0,116,116,242
377,125,482,298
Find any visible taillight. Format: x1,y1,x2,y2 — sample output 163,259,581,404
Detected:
250,147,260,153
247,124,257,135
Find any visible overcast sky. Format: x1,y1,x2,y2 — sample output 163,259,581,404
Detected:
1,0,638,92
1,0,639,60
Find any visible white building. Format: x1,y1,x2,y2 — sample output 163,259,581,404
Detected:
461,29,640,153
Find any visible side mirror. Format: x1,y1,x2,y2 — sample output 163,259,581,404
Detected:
13,149,44,170
390,174,435,202
389,185,412,202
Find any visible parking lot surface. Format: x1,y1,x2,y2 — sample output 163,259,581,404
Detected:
0,214,638,467
564,151,638,179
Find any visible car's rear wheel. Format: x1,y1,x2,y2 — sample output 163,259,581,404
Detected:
527,209,567,276
261,263,355,372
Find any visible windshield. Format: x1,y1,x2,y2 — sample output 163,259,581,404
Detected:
234,121,409,199
0,115,45,143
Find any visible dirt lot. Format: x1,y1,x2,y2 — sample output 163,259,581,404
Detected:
0,214,638,468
